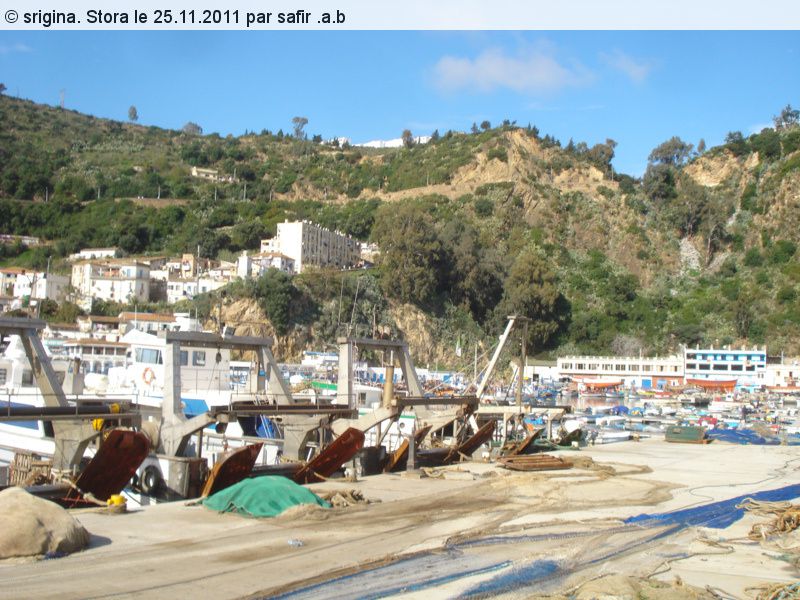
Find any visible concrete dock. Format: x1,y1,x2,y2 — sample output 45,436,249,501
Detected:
1,438,798,599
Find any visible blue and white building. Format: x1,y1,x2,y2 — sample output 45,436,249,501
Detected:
684,346,767,389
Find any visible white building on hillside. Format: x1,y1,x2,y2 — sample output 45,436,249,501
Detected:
12,272,70,303
71,260,150,310
165,277,227,304
237,251,296,278
260,220,360,273
1,268,70,304
68,247,119,261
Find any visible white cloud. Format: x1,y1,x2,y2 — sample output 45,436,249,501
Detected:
433,47,594,94
0,43,32,55
749,123,773,134
601,50,652,83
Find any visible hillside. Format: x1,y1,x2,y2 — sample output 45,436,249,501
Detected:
1,94,799,360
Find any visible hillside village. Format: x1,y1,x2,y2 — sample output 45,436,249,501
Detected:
1,94,800,367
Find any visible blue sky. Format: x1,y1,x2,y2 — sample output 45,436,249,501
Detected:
1,31,798,175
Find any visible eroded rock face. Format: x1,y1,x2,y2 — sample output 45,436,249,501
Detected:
0,487,90,559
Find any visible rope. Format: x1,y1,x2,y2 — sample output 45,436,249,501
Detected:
737,499,800,540
750,582,800,600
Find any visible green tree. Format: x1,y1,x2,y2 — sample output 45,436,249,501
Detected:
643,163,677,202
480,120,491,131
773,104,799,130
750,128,781,161
401,129,414,149
724,131,748,156
697,139,706,154
497,247,568,351
439,217,503,322
182,122,203,135
0,83,7,95
291,116,308,139
648,136,694,166
372,202,442,305
128,105,138,122
249,268,296,335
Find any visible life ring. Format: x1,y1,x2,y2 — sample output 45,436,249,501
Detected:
142,367,156,385
140,465,163,495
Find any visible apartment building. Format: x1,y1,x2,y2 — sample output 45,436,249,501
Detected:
71,260,150,310
260,220,360,273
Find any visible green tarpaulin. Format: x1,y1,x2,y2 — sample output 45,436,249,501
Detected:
202,476,330,517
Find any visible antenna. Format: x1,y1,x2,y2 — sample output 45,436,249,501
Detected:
59,89,65,108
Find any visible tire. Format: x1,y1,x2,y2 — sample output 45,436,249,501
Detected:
140,465,162,495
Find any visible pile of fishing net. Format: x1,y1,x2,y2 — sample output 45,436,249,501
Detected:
202,476,330,518
738,498,800,599
740,498,800,566
0,487,89,559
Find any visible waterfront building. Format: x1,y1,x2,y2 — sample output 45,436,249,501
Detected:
557,355,684,389
683,345,767,389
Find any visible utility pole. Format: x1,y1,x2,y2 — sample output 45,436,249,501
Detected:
515,317,529,408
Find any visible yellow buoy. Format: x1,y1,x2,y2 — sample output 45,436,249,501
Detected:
107,494,127,506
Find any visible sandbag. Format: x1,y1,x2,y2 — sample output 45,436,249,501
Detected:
0,487,90,559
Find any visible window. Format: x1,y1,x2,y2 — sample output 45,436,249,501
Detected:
642,365,651,372
686,363,697,370
686,353,697,360
731,364,743,371
603,364,613,370
713,364,729,371
576,363,585,370
180,351,188,366
22,369,34,385
0,368,6,385
746,365,755,372
699,364,711,370
135,348,163,364
192,351,206,367
615,364,625,371
629,364,639,371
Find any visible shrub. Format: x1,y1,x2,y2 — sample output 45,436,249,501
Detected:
743,248,763,267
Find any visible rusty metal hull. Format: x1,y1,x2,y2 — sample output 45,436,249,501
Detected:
293,427,365,484
383,424,432,473
201,443,263,498
449,420,496,461
502,427,544,457
68,429,150,503
417,420,497,467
